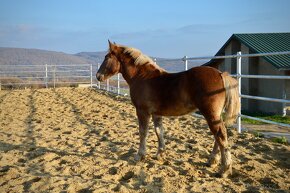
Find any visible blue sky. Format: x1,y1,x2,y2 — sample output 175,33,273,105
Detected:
0,0,289,58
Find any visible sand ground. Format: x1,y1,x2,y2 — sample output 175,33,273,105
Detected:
0,88,289,193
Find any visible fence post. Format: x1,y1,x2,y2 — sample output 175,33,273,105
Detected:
117,73,120,95
107,79,109,91
283,91,287,117
97,63,101,89
53,65,56,89
183,56,188,71
90,64,93,88
236,51,242,133
45,64,48,88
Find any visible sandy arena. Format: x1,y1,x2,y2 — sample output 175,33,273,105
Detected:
0,87,289,192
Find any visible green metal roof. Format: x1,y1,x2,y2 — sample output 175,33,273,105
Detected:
207,33,290,70
233,33,290,69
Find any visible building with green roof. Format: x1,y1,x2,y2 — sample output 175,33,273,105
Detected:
205,33,290,115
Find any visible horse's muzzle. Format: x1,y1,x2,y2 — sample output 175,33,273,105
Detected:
96,73,105,82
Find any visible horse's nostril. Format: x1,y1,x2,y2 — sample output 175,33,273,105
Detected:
96,73,104,81
96,73,100,81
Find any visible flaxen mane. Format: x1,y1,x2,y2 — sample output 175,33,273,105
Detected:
122,46,164,71
123,47,154,65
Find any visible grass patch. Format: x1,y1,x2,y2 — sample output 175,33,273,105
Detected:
253,131,265,138
241,111,290,125
242,117,264,125
272,136,288,144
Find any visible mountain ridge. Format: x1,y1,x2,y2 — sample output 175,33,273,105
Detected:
0,47,206,72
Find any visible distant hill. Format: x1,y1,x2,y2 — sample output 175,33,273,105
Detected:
0,47,206,72
75,52,207,72
0,47,92,66
74,51,107,65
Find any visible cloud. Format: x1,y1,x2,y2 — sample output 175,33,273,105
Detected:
0,21,259,56
17,24,34,33
177,24,226,34
0,24,44,37
0,24,105,52
110,23,228,41
110,28,175,40
0,24,41,46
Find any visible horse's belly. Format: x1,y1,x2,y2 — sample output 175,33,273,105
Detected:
154,103,197,116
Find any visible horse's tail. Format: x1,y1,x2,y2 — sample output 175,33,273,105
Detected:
221,72,240,126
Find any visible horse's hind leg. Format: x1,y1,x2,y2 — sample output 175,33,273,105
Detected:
135,110,150,161
207,119,232,178
152,115,165,159
207,140,220,168
215,123,232,178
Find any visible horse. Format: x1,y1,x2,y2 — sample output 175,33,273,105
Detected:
96,41,240,178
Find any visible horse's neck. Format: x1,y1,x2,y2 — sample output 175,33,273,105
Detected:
120,58,167,84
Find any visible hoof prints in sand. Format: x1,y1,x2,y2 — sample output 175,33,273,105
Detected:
0,88,289,193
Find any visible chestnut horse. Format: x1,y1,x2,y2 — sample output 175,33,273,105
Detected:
96,41,240,177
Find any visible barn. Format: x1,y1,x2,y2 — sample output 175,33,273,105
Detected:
205,33,290,115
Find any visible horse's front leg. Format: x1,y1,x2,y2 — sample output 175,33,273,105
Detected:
134,110,150,161
152,115,165,160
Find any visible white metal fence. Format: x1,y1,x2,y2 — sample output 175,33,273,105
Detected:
1,51,290,132
100,51,290,132
0,64,94,89
183,51,290,132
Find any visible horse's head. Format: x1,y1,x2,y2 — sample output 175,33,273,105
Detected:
96,40,121,82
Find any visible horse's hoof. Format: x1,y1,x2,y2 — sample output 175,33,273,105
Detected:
155,149,165,160
155,153,163,161
206,161,218,168
206,156,220,168
217,165,232,178
214,172,222,178
216,172,230,178
134,154,145,162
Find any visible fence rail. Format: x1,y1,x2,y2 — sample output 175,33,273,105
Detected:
1,51,290,132
0,64,95,89
184,51,290,132
106,51,290,132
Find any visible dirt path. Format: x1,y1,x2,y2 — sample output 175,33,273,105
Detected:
0,88,289,192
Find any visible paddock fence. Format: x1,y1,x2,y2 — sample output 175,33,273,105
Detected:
1,51,290,133
98,51,290,133
182,51,290,132
0,64,93,89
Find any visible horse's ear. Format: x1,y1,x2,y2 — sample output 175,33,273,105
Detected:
108,39,113,49
108,40,118,53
